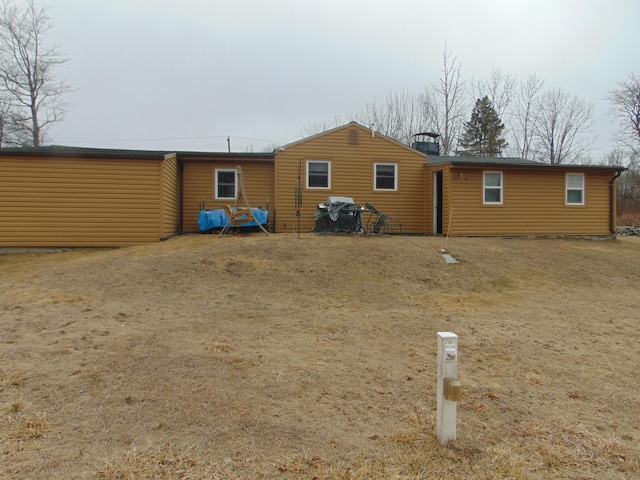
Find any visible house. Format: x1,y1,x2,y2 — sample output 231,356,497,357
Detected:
0,122,625,247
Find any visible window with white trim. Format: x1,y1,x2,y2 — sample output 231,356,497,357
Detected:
307,160,331,189
215,168,237,199
483,171,503,204
566,173,585,205
374,163,397,190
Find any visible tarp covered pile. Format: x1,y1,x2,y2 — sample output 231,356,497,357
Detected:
198,208,268,232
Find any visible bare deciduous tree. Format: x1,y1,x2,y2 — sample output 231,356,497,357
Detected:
0,95,13,146
0,0,70,146
300,115,346,138
607,73,640,217
533,88,594,164
356,89,432,145
509,74,544,159
470,68,516,120
306,46,465,154
607,72,640,164
424,46,467,155
605,148,640,216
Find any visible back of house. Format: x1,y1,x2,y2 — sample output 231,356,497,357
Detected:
273,122,429,234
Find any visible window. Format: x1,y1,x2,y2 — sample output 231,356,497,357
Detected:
307,161,330,188
375,163,397,190
566,173,585,205
215,168,237,199
483,171,503,204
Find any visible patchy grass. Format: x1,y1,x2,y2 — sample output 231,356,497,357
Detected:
0,234,639,479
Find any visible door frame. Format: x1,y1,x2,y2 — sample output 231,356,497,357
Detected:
433,170,443,235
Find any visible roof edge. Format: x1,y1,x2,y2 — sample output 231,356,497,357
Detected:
0,145,275,161
0,145,169,160
427,156,627,171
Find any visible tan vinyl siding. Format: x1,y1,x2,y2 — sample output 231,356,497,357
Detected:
160,154,180,238
274,123,428,233
445,166,614,236
182,159,274,233
0,156,163,247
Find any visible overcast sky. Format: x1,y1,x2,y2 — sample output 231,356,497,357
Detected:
46,0,639,157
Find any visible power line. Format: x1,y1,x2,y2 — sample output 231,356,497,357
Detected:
54,134,284,145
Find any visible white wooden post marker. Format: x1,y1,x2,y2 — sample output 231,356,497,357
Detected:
436,331,461,444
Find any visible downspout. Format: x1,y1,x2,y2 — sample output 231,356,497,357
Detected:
178,156,185,235
424,163,428,235
610,169,623,235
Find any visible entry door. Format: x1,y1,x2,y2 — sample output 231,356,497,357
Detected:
433,171,443,235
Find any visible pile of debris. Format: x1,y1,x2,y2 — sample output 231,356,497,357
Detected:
312,196,365,234
312,196,405,235
617,226,640,236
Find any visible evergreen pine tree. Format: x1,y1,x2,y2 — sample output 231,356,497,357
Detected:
457,96,507,156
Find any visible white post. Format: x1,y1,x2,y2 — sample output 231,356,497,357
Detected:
437,331,459,444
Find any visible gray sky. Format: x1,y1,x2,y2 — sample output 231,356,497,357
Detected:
47,0,639,157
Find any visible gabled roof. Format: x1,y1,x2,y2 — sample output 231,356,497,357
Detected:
428,155,626,172
277,121,428,159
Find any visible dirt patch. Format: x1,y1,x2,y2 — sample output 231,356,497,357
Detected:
1,234,639,479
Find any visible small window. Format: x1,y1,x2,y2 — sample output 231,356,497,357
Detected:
215,168,237,199
375,163,397,190
483,171,503,204
307,160,330,189
566,173,585,205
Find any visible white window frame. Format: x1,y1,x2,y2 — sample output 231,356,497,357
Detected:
215,168,237,200
566,173,585,205
374,163,398,191
306,160,331,189
483,171,503,204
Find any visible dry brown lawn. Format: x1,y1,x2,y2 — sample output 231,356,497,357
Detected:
1,233,639,479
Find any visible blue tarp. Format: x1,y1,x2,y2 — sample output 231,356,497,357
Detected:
198,208,268,232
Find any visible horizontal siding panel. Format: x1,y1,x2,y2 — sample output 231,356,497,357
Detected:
2,191,160,201
0,156,163,247
2,174,160,183
1,227,161,236
1,212,159,221
0,237,159,248
1,166,157,176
